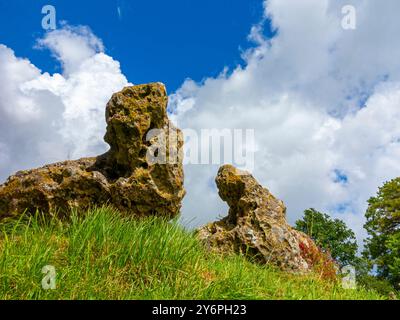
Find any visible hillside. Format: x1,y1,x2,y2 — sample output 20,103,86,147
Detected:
0,207,383,300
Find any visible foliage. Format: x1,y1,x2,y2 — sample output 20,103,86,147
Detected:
357,275,398,299
295,208,358,267
0,207,382,300
364,178,400,288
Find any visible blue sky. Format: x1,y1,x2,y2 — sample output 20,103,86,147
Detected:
0,0,267,91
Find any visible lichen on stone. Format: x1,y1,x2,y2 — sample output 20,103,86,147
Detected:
0,83,185,220
198,164,326,273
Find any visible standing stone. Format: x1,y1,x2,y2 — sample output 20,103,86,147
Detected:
0,83,185,220
198,165,330,273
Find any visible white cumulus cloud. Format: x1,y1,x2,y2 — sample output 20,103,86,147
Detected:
170,0,400,246
0,26,129,181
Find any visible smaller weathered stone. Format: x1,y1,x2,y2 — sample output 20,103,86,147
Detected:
198,164,326,273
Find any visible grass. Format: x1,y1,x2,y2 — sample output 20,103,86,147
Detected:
0,206,384,300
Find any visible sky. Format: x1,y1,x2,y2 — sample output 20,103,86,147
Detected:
0,0,266,91
1,0,400,247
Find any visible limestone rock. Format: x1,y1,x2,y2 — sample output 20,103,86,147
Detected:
0,83,185,220
198,165,325,273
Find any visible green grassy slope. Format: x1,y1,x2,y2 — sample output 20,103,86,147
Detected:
0,207,383,300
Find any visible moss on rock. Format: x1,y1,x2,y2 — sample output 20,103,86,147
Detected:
198,165,332,274
0,83,185,220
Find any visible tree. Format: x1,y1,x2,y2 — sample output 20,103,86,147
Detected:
364,178,400,288
295,208,358,267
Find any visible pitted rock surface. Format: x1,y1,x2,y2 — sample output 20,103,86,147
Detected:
0,83,185,219
198,165,322,273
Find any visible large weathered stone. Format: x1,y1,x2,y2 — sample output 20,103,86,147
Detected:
198,165,327,273
0,83,185,220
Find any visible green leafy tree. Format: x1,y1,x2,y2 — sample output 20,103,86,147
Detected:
364,178,400,288
295,208,358,267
